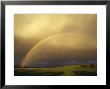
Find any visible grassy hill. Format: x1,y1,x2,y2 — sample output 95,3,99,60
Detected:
14,64,97,76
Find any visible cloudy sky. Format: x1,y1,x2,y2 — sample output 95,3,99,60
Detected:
14,14,97,67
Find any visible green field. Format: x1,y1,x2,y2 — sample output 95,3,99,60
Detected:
14,64,97,76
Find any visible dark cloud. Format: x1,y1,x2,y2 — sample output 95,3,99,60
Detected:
14,14,97,68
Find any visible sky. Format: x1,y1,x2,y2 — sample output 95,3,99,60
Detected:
14,14,97,67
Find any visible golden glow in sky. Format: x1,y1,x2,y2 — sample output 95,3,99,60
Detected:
14,14,97,67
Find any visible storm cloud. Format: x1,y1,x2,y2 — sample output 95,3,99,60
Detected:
14,14,97,67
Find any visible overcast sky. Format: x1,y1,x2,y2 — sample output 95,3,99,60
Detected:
14,14,97,67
